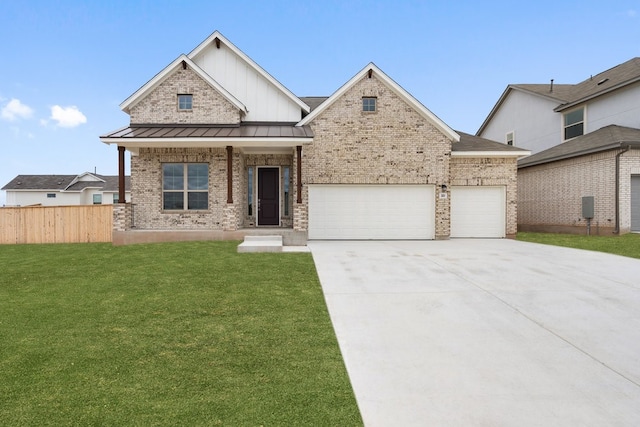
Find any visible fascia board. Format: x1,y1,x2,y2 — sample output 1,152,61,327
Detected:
451,150,531,158
99,137,313,148
554,77,640,112
189,31,310,113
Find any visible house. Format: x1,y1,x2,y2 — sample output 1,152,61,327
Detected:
478,58,640,235
2,172,131,207
100,31,528,244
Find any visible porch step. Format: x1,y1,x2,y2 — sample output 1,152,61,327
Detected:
237,235,283,253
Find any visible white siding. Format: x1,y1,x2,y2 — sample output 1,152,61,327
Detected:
586,82,640,133
192,43,302,122
480,90,562,154
5,191,130,207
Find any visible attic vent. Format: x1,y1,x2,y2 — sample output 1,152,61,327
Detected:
182,60,187,70
367,69,373,78
597,78,609,85
215,37,221,49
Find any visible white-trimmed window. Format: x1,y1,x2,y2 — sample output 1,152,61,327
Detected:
178,94,193,111
563,107,584,140
362,97,377,112
506,131,515,146
163,163,208,210
93,194,102,205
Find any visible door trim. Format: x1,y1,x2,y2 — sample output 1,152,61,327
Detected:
257,166,280,226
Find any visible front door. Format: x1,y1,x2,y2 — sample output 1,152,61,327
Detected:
258,167,279,226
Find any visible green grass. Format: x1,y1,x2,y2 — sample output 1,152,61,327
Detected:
517,232,640,259
0,241,362,426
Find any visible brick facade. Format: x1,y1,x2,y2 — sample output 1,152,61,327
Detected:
129,67,241,125
301,75,452,238
518,149,640,234
120,61,520,240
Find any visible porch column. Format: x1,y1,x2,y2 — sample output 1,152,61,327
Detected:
118,146,125,203
296,145,302,203
226,146,233,203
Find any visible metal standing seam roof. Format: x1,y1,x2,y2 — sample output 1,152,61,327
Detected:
518,125,640,168
100,123,314,139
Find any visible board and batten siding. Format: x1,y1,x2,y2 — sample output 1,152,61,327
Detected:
191,43,302,122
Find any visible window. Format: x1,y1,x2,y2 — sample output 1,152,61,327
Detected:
506,131,514,146
563,107,584,140
362,97,377,112
113,194,119,204
47,193,56,198
163,163,208,210
248,167,253,216
178,94,193,110
283,166,290,216
93,194,102,205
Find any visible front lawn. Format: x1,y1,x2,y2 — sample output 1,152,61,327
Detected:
517,232,640,259
0,241,362,426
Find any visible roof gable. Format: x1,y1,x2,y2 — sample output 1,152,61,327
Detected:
297,63,459,142
120,55,246,115
2,174,131,192
188,31,309,117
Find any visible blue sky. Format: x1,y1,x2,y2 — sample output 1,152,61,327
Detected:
1,0,639,205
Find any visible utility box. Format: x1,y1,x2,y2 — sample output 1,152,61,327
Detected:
582,196,594,219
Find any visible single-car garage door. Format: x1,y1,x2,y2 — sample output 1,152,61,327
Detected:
632,175,640,232
308,185,435,240
451,186,505,238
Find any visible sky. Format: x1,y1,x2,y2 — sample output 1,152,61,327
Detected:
1,0,639,205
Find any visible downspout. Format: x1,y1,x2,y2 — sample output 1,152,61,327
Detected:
614,143,631,234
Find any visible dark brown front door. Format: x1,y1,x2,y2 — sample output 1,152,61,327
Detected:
258,167,279,226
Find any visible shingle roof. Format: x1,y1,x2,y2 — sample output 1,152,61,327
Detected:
511,58,640,111
299,97,329,112
101,123,314,139
2,174,131,191
453,131,530,153
518,125,640,168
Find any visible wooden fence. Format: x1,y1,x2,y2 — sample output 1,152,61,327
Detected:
0,205,113,244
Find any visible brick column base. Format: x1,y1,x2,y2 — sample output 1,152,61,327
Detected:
293,203,308,232
113,203,132,232
223,204,241,231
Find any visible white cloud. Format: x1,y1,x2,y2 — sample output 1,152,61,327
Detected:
50,105,87,128
1,98,34,121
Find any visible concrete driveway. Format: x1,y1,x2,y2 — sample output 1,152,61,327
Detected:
308,239,640,426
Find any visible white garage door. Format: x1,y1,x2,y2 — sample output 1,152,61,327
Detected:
451,186,506,238
308,185,435,240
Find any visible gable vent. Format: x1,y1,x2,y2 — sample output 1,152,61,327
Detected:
597,78,609,85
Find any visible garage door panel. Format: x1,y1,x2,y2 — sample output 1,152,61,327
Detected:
451,186,505,238
309,185,435,240
632,176,640,232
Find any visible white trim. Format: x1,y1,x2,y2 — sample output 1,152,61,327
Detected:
256,166,281,226
562,105,587,142
100,137,313,148
120,55,247,114
297,63,459,142
506,131,515,146
451,150,531,158
188,31,309,113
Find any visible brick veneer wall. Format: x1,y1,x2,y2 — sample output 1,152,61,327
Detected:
518,151,619,234
450,157,519,236
131,147,231,229
302,75,452,238
129,67,241,125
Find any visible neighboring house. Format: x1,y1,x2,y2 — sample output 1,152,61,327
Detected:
478,57,640,234
100,31,528,243
2,172,131,207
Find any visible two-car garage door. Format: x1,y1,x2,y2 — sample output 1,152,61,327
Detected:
308,184,506,239
308,185,435,240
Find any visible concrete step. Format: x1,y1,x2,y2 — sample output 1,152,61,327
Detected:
237,235,283,253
